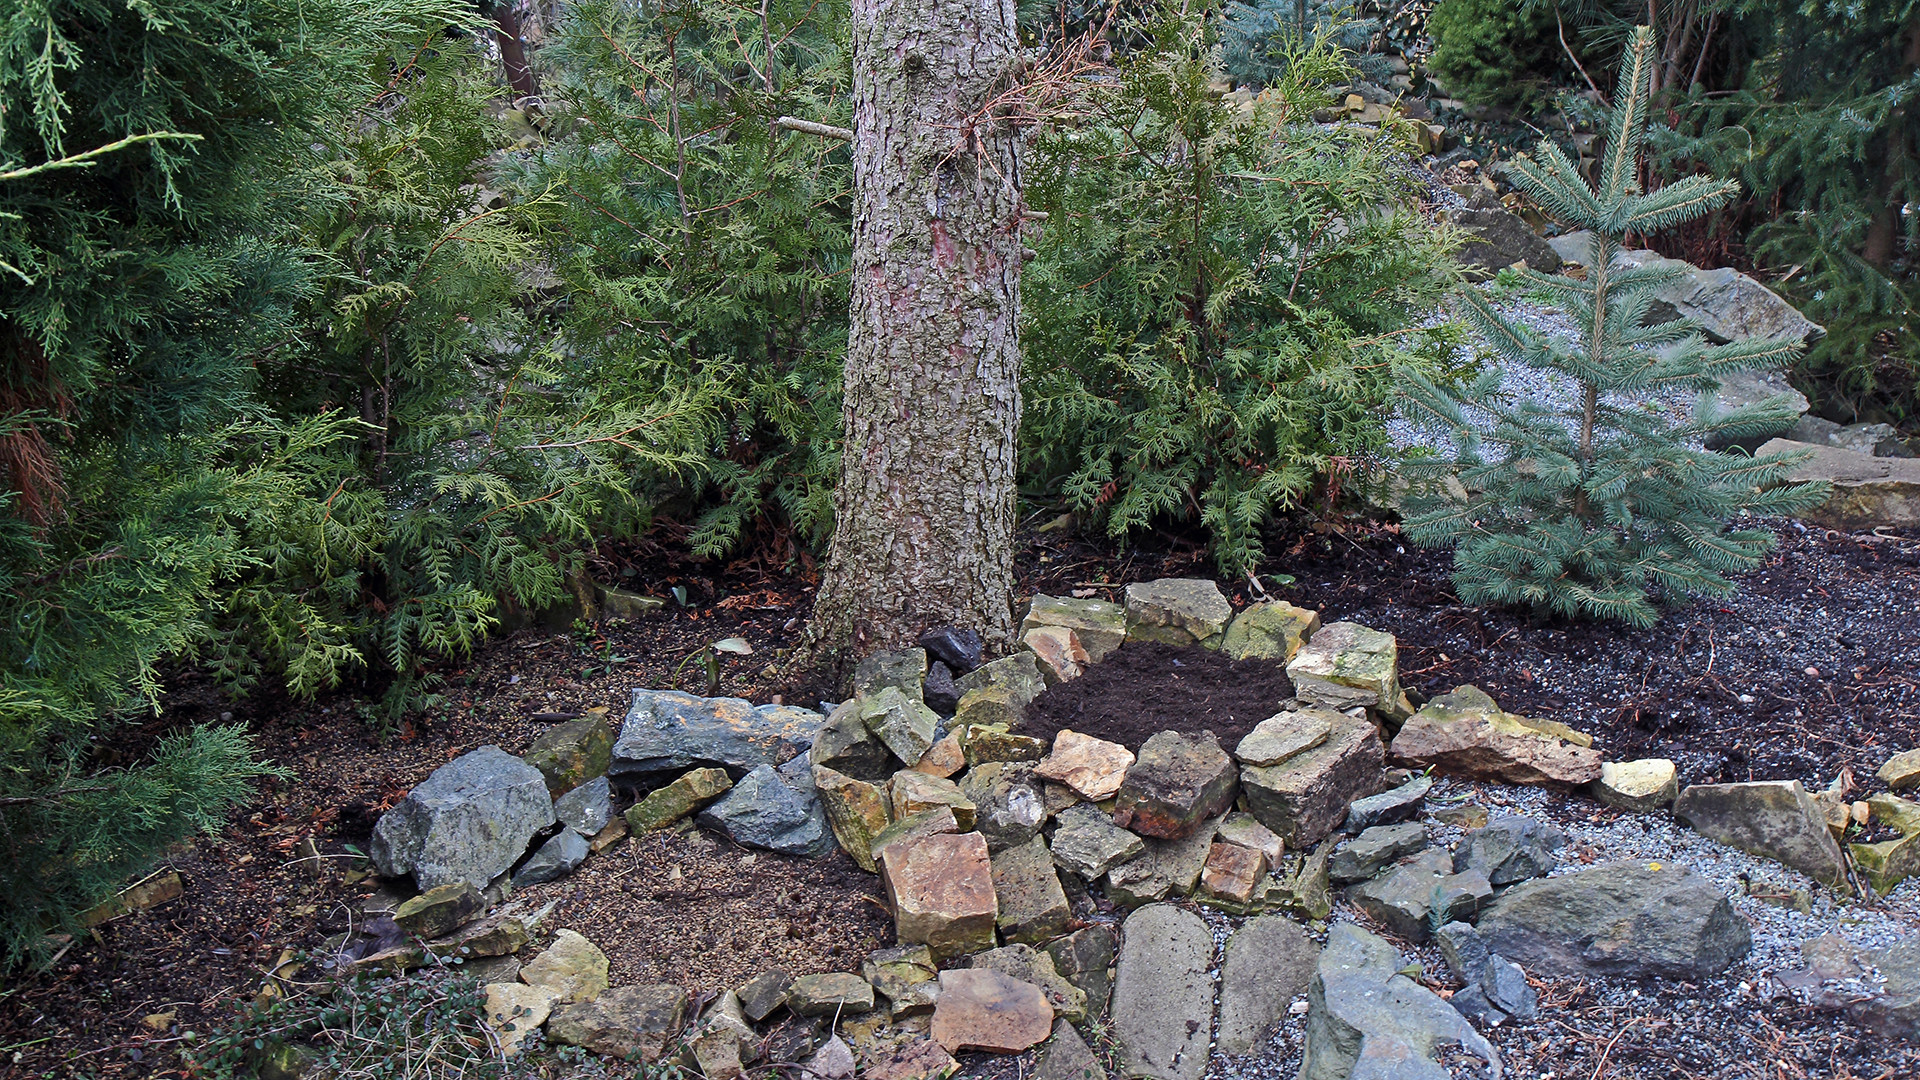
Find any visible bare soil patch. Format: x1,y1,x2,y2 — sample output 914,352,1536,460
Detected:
1022,641,1293,750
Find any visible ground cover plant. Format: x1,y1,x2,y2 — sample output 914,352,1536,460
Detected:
1398,26,1827,626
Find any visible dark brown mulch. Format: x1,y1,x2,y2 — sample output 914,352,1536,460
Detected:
1022,641,1292,751
1020,516,1920,790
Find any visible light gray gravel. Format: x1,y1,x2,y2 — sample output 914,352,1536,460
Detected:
1390,291,1700,459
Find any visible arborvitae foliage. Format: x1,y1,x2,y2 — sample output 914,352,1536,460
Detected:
1397,27,1828,628
0,0,468,964
227,38,716,719
508,0,853,559
1022,8,1458,577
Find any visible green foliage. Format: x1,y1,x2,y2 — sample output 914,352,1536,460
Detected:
1022,8,1459,576
1425,0,1568,107
223,41,717,723
0,0,492,967
1657,0,1920,422
507,0,854,560
1219,0,1391,88
1398,27,1829,628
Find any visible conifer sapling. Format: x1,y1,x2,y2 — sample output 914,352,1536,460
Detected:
1397,26,1827,628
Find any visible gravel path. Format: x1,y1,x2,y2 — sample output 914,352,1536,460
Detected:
1207,777,1920,1080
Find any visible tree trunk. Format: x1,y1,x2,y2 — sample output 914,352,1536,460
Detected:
802,0,1027,680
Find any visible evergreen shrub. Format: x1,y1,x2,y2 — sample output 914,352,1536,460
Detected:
508,0,855,560
1397,27,1828,628
1425,0,1567,107
1021,7,1459,576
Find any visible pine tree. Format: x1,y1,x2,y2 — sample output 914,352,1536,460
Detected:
1397,25,1828,628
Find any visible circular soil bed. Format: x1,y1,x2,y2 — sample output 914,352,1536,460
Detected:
1022,641,1294,751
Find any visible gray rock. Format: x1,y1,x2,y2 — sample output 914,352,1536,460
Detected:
991,837,1072,945
860,687,939,766
1476,860,1752,980
1454,815,1564,885
853,649,928,702
1450,204,1562,278
1673,780,1849,885
1113,731,1238,840
863,945,939,1017
811,702,895,782
1217,916,1320,1055
1050,803,1146,879
1434,922,1489,984
1242,712,1386,849
1104,818,1221,907
696,764,834,858
1330,822,1428,885
1035,1020,1107,1080
1347,848,1493,943
1110,904,1216,1080
1344,775,1432,832
370,746,556,891
1123,578,1232,648
1046,926,1117,1021
924,661,960,715
1759,437,1920,531
788,972,876,1016
547,983,689,1061
1300,923,1500,1080
554,776,612,835
1786,415,1905,456
953,653,1047,714
1850,939,1920,1040
1480,956,1538,1022
735,970,793,1023
1549,233,1824,345
958,761,1047,853
610,690,821,785
1233,710,1334,767
919,627,984,674
1023,596,1129,663
511,828,589,886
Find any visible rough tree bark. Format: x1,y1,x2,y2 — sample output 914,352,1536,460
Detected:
802,0,1028,679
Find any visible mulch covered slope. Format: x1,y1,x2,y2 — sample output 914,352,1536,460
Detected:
3,516,1917,1078
1023,641,1294,750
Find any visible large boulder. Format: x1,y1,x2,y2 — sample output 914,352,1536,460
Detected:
1549,232,1824,346
1241,711,1385,849
1389,685,1601,787
1123,578,1232,648
370,746,556,891
1757,438,1920,530
610,690,821,786
1110,904,1216,1080
1476,860,1752,980
1112,731,1239,840
695,762,834,858
1299,923,1499,1080
1673,780,1848,885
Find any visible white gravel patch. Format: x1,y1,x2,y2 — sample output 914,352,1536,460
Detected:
1389,291,1700,459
